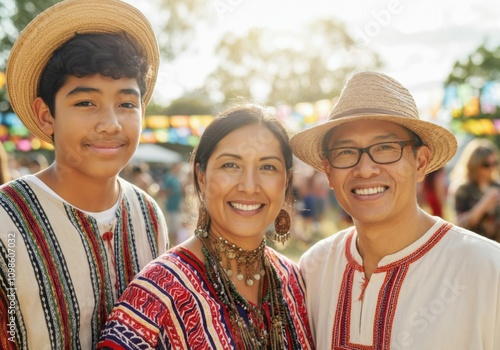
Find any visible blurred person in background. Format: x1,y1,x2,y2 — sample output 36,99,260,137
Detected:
130,162,157,196
161,161,184,245
0,141,11,185
296,171,330,239
28,153,49,174
449,138,500,242
418,167,448,218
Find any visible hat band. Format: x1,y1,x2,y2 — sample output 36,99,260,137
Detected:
330,107,413,120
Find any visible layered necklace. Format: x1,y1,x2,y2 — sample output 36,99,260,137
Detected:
196,229,300,350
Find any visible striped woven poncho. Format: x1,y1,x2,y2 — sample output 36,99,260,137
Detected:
0,175,168,350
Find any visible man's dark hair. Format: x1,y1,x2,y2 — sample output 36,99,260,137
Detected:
37,32,149,117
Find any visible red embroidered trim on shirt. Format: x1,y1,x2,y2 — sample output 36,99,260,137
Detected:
331,223,452,350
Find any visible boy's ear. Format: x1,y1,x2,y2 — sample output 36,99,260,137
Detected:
32,97,54,138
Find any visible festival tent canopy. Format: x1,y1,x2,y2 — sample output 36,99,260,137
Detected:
131,143,182,165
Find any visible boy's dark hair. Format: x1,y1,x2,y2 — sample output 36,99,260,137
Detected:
37,32,149,117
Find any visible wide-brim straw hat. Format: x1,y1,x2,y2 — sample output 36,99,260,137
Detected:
290,71,457,174
6,0,159,144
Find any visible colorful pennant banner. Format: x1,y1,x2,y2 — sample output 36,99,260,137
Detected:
2,80,500,152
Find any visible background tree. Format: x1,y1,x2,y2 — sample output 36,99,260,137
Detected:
203,19,383,106
147,95,214,116
0,0,211,112
445,43,500,87
445,41,500,146
0,0,60,112
0,0,60,70
153,0,211,60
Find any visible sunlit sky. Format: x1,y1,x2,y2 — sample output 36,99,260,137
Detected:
127,0,500,115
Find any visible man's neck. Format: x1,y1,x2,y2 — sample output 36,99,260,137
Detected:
355,209,437,280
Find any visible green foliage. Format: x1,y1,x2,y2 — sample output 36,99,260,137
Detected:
0,0,60,70
445,43,500,86
0,0,211,112
155,0,211,61
445,42,500,146
0,0,59,112
203,19,383,105
0,0,211,68
146,96,214,116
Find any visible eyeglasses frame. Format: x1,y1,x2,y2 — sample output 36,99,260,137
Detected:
325,140,415,169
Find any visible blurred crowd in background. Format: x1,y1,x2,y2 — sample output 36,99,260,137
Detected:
2,135,498,261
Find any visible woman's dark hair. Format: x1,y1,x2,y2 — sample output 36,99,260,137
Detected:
37,32,149,117
191,103,294,205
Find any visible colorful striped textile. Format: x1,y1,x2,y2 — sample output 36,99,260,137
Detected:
98,246,315,349
0,176,168,350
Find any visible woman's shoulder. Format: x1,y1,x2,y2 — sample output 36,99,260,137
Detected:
265,246,297,265
264,247,303,277
136,247,205,283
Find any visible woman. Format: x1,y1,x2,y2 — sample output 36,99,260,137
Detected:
450,138,500,242
98,104,315,349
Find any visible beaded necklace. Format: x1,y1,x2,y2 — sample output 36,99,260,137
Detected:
197,230,300,349
202,230,266,286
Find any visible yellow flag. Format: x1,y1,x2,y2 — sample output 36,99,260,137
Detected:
0,72,5,90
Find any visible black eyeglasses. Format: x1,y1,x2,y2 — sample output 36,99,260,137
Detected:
325,141,414,169
481,160,498,168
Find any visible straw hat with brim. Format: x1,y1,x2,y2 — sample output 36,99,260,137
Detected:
6,0,159,144
290,71,457,175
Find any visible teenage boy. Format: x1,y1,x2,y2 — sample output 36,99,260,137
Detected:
291,71,500,349
0,0,168,348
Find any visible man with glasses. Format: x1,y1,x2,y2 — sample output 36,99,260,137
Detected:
290,71,500,349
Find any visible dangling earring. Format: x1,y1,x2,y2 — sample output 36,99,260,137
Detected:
195,199,209,238
273,209,291,244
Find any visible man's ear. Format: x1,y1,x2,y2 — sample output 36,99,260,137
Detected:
322,158,335,190
416,145,431,182
32,97,54,137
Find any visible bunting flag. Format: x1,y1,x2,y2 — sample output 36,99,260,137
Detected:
2,101,335,151
1,80,500,152
0,72,5,91
480,81,500,114
442,80,500,136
